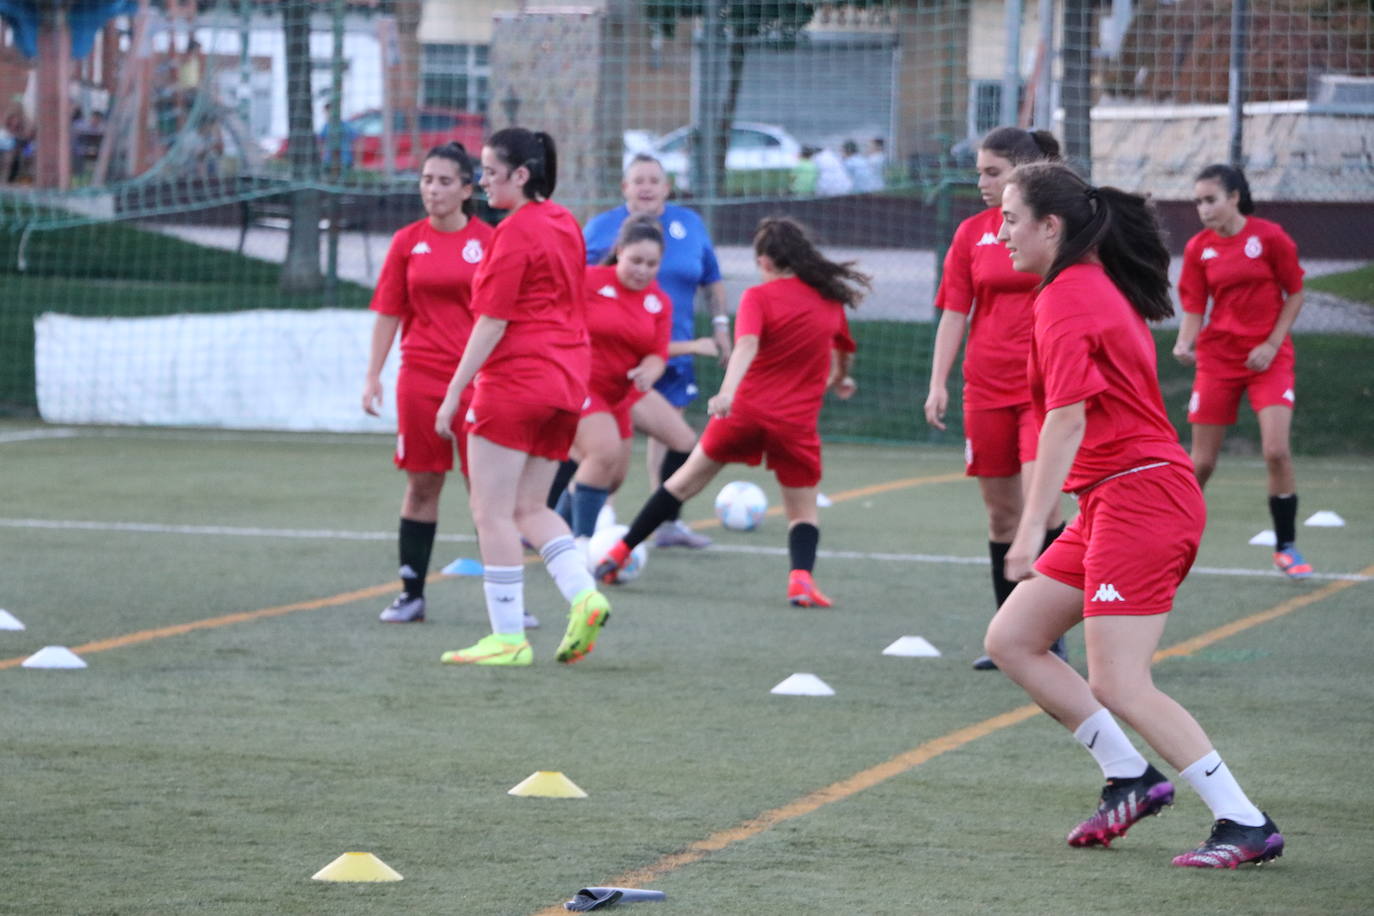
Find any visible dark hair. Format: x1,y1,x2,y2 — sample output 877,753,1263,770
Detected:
753,216,871,308
486,127,557,200
1194,163,1255,215
1006,161,1173,322
842,139,859,156
601,214,664,266
423,142,478,216
980,126,1061,165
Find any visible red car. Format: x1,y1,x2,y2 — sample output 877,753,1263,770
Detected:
349,107,486,171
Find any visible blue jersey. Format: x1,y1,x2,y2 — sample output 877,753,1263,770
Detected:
583,203,722,350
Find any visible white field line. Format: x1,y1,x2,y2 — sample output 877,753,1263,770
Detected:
0,517,1366,582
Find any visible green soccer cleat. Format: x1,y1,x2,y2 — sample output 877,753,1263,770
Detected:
440,633,532,666
556,588,611,664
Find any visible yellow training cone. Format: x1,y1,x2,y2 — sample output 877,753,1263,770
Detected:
508,770,588,798
311,852,403,882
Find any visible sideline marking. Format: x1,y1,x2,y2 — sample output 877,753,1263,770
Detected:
528,565,1372,915
0,472,963,670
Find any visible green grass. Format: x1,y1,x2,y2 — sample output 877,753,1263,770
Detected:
1306,262,1374,305
1,426,1371,914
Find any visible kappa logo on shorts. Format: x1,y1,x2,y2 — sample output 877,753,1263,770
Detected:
462,239,484,263
396,433,405,460
410,241,432,255
644,293,664,314
964,438,974,467
1092,583,1126,602
465,408,477,423
1282,388,1295,403
668,219,687,240
1188,391,1200,414
975,232,1000,247
1200,247,1219,261
1244,235,1263,259
597,284,617,298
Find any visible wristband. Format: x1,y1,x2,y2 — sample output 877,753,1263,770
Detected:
712,315,730,327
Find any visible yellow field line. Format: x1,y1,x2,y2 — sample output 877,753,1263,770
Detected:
528,564,1373,915
0,471,964,670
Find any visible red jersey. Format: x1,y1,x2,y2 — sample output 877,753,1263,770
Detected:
1178,216,1304,368
584,265,672,408
1029,263,1191,493
370,217,494,395
934,207,1041,409
469,200,590,412
732,276,857,426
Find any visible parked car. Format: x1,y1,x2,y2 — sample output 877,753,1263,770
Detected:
274,107,485,172
626,122,801,191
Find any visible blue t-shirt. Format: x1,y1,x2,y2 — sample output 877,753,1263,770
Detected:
583,204,722,357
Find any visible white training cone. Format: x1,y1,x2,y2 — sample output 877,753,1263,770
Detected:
770,673,835,696
21,646,87,669
0,609,24,631
816,492,833,507
1248,529,1277,547
882,636,942,658
1305,511,1345,528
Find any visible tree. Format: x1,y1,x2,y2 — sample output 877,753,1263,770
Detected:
643,1,881,199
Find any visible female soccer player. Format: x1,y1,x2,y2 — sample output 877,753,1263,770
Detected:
432,128,610,667
985,161,1283,868
564,215,694,539
584,153,728,549
923,126,1066,669
594,216,867,607
1173,164,1311,579
363,142,497,624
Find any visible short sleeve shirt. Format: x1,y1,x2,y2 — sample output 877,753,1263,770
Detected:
584,264,672,407
934,207,1041,409
1029,263,1191,493
733,276,857,427
470,200,590,413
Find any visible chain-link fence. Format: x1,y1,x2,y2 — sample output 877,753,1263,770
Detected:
2,0,1371,447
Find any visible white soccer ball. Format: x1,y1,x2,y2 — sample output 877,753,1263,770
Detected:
714,481,768,531
586,524,647,583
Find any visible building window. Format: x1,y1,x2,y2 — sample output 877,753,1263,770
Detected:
967,79,1025,139
421,43,490,115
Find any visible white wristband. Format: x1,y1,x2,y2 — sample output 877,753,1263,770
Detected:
712,315,729,326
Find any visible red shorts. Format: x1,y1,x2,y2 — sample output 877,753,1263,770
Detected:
963,403,1039,477
467,391,580,462
1035,463,1205,617
700,412,821,488
394,373,469,477
1188,342,1295,425
583,389,641,440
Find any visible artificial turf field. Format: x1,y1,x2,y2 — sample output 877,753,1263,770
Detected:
1,423,1371,915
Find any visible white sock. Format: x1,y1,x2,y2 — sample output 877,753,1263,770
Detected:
1181,750,1265,826
482,565,525,636
540,535,595,602
1073,708,1149,780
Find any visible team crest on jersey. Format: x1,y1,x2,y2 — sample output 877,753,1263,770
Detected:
1244,235,1263,259
976,232,1000,246
411,241,432,255
597,284,618,298
461,239,484,263
668,219,687,240
1200,247,1219,260
643,293,664,314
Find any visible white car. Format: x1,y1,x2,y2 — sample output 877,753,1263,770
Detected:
625,122,801,190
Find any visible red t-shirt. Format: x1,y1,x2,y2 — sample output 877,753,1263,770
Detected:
369,217,494,396
934,207,1041,409
732,276,857,427
469,200,590,412
1178,216,1304,369
584,265,672,408
1029,263,1191,493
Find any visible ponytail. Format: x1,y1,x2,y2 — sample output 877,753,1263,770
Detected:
1008,162,1173,322
753,216,871,309
423,141,478,216
1195,162,1254,215
486,127,558,201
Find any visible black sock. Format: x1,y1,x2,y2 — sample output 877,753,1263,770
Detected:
989,541,1015,609
1270,494,1298,549
624,487,683,550
659,450,692,520
399,518,437,598
547,459,579,510
1041,522,1066,555
788,522,820,573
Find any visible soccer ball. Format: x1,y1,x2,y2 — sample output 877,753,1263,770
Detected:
586,524,647,583
714,481,768,531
